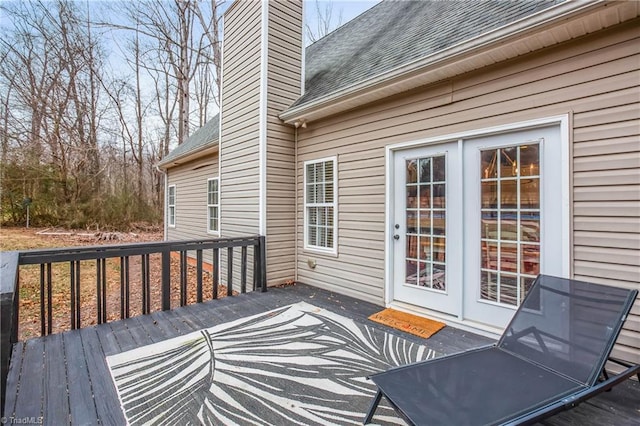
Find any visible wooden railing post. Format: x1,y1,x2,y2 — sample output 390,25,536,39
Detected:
1,251,20,417
259,235,267,292
161,247,171,311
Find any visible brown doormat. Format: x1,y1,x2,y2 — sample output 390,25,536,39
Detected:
368,308,445,339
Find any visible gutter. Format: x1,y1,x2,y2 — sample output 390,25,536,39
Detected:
279,0,607,124
156,144,219,170
155,164,168,241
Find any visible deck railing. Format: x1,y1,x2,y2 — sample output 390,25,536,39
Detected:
0,235,266,415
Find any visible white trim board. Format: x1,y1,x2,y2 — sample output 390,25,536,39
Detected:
258,0,269,237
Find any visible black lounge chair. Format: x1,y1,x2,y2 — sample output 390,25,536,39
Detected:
364,275,639,425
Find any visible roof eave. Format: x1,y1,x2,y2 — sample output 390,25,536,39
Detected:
157,143,219,170
280,0,629,125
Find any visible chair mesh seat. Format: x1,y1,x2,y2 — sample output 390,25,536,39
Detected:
366,275,638,425
371,347,584,425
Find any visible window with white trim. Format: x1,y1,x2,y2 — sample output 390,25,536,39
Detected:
304,157,337,253
207,178,219,233
168,185,176,227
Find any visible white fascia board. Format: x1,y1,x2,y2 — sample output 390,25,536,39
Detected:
280,0,606,124
157,145,219,170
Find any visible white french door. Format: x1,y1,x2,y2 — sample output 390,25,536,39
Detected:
391,123,566,330
462,125,565,327
392,142,461,316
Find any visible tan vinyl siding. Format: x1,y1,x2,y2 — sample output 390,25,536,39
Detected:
221,0,262,237
295,20,640,360
220,0,263,288
166,155,219,265
265,0,302,284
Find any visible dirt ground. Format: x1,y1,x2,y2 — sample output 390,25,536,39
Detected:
1,227,230,340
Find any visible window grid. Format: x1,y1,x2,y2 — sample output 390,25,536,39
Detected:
168,185,176,227
305,158,337,253
207,178,219,233
405,155,446,291
480,143,540,306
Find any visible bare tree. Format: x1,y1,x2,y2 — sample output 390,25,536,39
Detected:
306,0,344,44
0,0,223,228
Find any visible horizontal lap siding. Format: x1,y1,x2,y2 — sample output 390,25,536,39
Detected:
295,20,640,359
220,1,263,289
167,156,219,265
265,0,302,284
221,0,261,237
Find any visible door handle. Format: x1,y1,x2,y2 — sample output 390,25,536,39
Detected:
393,234,400,240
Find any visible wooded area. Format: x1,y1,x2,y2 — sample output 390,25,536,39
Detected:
0,0,222,229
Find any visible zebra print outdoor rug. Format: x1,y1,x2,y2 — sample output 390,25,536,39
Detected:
106,302,436,425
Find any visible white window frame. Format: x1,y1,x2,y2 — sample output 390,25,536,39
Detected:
168,185,176,228
304,156,338,255
207,177,220,234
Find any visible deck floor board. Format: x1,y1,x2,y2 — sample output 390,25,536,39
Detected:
109,318,137,352
3,341,23,417
13,337,44,420
3,284,638,425
80,327,126,426
63,330,98,425
94,322,121,356
42,333,69,426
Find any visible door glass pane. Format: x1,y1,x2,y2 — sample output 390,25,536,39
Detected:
406,211,417,233
420,237,430,260
480,143,540,306
433,184,446,208
432,264,446,290
432,156,446,182
500,274,518,306
481,211,498,239
481,150,498,179
433,237,446,262
520,179,539,209
406,159,418,184
406,260,418,285
520,144,539,176
407,186,417,208
419,186,431,208
481,271,498,302
419,158,431,183
481,181,497,208
405,154,447,291
419,211,431,234
500,147,518,178
406,235,418,259
520,212,540,242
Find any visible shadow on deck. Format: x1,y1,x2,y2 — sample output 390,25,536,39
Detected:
2,284,639,425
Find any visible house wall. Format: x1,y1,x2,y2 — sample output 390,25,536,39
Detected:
166,155,219,265
220,0,302,287
294,20,640,362
265,0,302,284
220,0,262,238
219,0,263,287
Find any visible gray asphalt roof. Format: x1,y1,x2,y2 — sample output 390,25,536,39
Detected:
160,114,219,165
291,0,563,109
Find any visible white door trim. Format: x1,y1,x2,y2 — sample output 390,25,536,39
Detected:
384,115,570,326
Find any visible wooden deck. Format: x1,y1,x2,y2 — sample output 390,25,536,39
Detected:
3,284,638,425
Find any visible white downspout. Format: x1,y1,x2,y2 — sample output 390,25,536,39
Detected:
294,126,299,282
156,165,168,241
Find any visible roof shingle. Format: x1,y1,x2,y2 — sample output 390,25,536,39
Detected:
292,0,563,109
159,114,219,166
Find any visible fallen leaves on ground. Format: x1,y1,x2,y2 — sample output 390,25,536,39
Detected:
1,227,234,340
